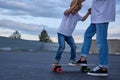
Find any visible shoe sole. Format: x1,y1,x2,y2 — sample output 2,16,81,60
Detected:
68,63,78,66
77,63,88,66
87,72,108,76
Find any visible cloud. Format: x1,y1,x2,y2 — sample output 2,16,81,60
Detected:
108,27,120,39
0,0,71,18
0,19,58,36
0,0,119,19
0,19,42,34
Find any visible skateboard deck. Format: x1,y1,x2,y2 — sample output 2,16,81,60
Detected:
51,64,91,73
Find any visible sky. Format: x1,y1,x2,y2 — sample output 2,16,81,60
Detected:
0,0,120,43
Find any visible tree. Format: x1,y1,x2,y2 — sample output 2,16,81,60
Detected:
9,30,21,39
39,29,52,42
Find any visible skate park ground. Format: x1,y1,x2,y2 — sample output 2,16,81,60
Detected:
0,51,120,80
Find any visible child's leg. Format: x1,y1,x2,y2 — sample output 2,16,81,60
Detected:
66,36,76,61
55,33,66,62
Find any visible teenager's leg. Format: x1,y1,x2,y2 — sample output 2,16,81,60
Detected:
66,36,77,61
55,33,65,61
87,23,109,76
96,23,109,68
81,23,96,57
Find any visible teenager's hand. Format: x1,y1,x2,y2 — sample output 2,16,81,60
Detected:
88,8,91,14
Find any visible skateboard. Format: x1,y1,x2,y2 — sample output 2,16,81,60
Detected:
51,64,91,73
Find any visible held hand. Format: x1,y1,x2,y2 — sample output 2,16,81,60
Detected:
88,8,91,14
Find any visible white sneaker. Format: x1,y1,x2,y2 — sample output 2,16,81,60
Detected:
68,60,77,66
87,66,108,76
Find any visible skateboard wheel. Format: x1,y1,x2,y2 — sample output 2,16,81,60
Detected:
81,66,89,72
87,68,91,72
56,68,62,73
52,66,57,72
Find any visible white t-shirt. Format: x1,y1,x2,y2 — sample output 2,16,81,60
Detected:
58,13,82,36
91,0,116,23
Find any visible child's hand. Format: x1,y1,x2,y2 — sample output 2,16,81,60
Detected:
70,0,85,7
75,0,85,5
78,0,85,4
70,0,79,7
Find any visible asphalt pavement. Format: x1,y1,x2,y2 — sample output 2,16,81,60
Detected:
0,51,120,80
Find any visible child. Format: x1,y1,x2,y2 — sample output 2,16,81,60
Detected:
54,0,91,66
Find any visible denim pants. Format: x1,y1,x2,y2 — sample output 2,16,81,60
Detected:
81,23,109,68
55,33,77,61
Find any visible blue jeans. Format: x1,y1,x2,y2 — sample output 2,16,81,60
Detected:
81,23,109,68
55,33,77,61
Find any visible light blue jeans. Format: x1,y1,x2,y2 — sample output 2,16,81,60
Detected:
55,33,77,61
81,23,109,68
